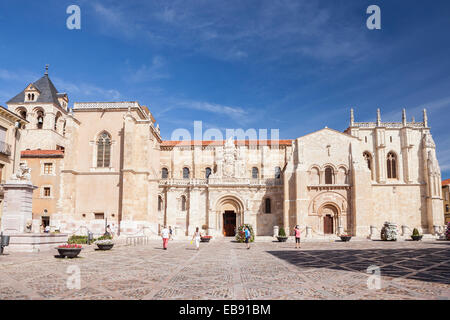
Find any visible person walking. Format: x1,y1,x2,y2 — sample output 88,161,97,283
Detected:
244,226,251,249
161,225,170,250
192,227,201,251
294,225,301,249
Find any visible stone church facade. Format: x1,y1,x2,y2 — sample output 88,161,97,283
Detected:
5,71,445,238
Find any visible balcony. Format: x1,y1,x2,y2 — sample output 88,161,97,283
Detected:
0,141,12,156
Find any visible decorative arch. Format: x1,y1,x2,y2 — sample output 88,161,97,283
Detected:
214,194,246,235
337,166,348,184
324,166,334,184
54,111,63,133
308,191,350,235
33,107,45,129
309,166,320,184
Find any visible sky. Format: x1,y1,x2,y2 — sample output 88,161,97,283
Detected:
0,0,449,178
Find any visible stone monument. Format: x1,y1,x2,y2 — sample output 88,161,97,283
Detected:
1,163,67,252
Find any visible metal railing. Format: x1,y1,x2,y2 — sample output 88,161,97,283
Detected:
126,236,150,246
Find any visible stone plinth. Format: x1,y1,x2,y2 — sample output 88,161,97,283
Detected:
1,180,37,234
4,233,68,253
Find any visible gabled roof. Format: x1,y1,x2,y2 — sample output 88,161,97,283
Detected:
296,127,359,140
7,74,63,108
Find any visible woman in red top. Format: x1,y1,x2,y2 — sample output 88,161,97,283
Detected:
294,225,301,249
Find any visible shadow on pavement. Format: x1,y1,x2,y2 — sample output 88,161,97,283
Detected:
266,247,450,285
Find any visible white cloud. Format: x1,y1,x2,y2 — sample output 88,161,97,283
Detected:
87,0,372,62
125,56,170,83
53,77,121,101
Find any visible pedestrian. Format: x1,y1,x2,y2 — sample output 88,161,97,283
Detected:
192,227,201,250
105,225,112,238
294,225,301,249
169,226,173,240
161,225,170,250
244,226,251,249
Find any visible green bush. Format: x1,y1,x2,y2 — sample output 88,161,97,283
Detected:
235,224,255,243
96,234,112,241
68,235,88,244
278,227,287,237
412,228,420,236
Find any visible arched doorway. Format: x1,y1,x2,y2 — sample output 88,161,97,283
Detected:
215,195,244,237
320,204,339,235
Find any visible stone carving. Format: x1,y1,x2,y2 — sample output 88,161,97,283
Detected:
223,138,236,177
423,133,436,149
381,222,398,241
10,163,32,181
427,151,441,175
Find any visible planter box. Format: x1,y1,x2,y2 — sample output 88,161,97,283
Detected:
340,236,352,242
57,248,82,258
411,235,423,241
97,243,114,250
277,236,288,242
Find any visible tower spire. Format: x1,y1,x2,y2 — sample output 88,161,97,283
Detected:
350,108,354,126
423,108,428,127
376,108,381,126
402,109,407,126
44,64,49,75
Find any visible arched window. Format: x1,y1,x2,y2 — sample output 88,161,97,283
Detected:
325,167,334,184
205,167,212,179
54,113,61,131
275,166,281,179
97,132,111,167
309,167,320,184
36,110,44,129
31,93,35,100
252,167,259,179
183,167,190,179
161,168,168,179
158,196,163,211
63,121,66,136
27,93,31,101
387,152,397,179
265,198,271,214
181,195,187,211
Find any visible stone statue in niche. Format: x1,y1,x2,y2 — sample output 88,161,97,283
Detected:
423,133,436,149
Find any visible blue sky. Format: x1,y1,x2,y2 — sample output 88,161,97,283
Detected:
0,0,449,178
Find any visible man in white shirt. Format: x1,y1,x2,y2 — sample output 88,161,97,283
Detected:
161,225,170,250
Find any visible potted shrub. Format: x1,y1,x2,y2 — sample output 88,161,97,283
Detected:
411,228,423,241
235,224,255,243
95,239,114,250
200,235,212,243
56,244,82,258
339,234,352,242
277,227,288,242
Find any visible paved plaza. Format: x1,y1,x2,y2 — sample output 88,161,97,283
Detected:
0,238,449,300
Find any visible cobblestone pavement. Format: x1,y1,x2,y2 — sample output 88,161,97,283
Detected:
0,239,449,300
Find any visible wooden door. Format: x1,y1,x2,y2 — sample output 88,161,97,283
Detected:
324,215,333,234
223,211,236,236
